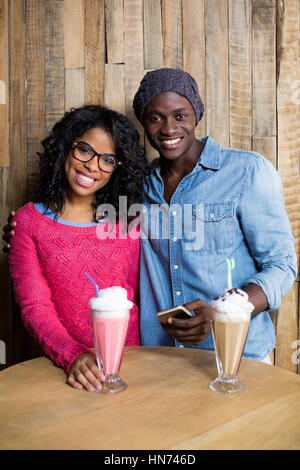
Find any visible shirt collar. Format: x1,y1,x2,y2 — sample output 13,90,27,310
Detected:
196,136,222,170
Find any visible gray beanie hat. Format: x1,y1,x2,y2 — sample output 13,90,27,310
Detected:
133,68,204,125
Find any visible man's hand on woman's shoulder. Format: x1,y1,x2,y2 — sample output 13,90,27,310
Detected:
2,210,16,253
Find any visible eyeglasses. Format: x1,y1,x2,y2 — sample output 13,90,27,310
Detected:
72,141,121,173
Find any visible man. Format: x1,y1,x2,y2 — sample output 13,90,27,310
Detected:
132,68,297,361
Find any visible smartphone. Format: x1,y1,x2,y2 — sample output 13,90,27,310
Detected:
156,305,193,324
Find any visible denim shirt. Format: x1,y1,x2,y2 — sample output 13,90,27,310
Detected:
139,137,297,360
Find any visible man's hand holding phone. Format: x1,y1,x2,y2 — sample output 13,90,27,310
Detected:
156,305,193,324
157,299,214,346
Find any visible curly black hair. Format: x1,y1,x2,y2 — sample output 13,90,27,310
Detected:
34,105,150,222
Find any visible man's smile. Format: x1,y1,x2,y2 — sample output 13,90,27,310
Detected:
158,137,183,150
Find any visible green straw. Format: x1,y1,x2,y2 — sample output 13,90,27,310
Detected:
225,257,235,289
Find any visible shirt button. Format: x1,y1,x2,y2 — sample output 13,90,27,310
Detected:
172,210,177,216
210,212,215,218
176,291,181,296
173,237,177,242
173,264,179,270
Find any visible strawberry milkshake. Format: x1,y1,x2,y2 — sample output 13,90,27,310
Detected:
90,286,133,393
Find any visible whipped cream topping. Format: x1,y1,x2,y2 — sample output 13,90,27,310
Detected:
211,288,254,321
90,286,133,318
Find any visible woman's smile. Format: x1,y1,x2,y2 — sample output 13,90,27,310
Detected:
74,169,97,188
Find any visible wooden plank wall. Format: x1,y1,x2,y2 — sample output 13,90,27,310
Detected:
0,0,299,373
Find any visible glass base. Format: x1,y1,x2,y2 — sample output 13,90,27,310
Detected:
97,373,127,394
209,375,246,394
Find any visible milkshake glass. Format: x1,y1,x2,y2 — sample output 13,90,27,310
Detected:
209,288,254,394
90,286,133,393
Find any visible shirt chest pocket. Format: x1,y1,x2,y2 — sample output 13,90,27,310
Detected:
192,202,235,252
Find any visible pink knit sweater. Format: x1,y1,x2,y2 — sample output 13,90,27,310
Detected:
9,203,140,373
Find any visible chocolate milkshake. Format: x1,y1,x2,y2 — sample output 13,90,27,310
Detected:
209,288,254,394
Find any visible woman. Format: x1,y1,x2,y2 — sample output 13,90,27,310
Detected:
8,105,149,392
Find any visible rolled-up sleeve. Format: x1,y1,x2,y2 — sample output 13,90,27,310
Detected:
238,155,298,311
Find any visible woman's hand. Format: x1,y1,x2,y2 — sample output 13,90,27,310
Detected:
67,352,104,392
2,211,16,253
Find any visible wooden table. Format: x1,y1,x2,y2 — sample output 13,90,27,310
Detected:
0,347,300,450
